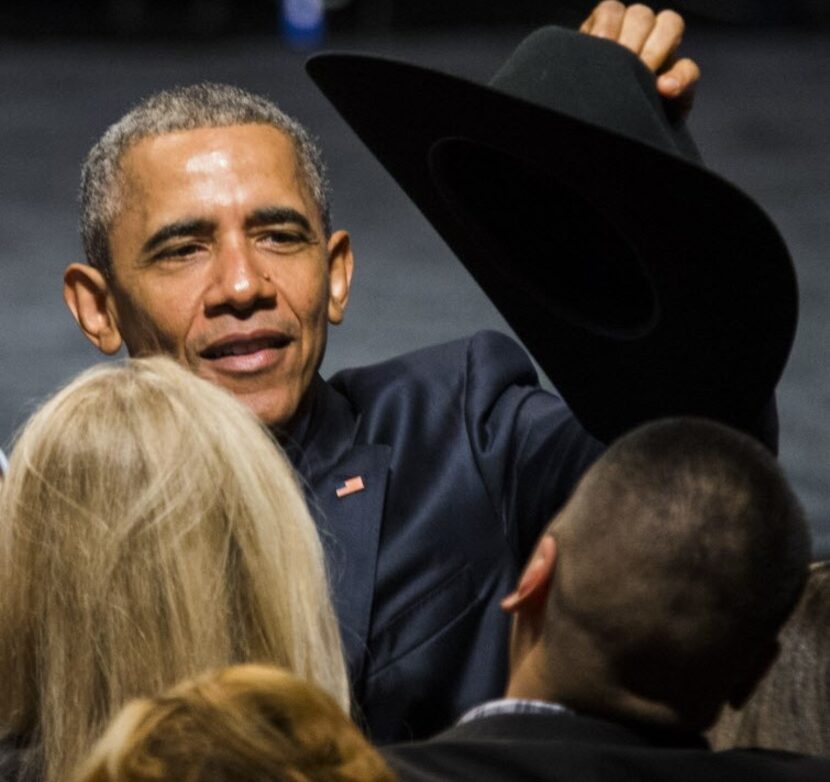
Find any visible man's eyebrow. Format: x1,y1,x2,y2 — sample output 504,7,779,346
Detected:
141,218,216,255
244,207,313,233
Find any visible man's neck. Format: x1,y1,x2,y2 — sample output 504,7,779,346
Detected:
506,643,700,737
504,644,557,701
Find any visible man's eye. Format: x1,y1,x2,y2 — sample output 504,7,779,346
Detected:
155,243,203,261
260,230,310,252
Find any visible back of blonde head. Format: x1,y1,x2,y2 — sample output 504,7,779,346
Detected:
0,357,348,782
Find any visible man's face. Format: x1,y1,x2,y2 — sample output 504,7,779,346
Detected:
96,123,351,430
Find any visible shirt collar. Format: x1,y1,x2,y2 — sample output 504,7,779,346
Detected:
458,698,572,725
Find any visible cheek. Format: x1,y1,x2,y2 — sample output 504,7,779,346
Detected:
143,293,190,335
116,282,197,353
295,277,331,336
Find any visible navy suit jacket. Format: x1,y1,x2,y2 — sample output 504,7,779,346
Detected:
287,331,603,743
382,710,830,782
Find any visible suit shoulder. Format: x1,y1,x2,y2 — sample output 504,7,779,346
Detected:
329,331,538,399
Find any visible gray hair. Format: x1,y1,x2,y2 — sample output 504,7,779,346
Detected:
80,83,332,274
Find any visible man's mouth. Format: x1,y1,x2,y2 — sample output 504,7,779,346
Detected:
199,332,293,372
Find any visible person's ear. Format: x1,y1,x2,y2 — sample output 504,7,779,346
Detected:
63,263,123,355
501,533,557,616
726,639,780,710
326,230,354,325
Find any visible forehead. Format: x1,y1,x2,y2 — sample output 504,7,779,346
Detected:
115,123,316,227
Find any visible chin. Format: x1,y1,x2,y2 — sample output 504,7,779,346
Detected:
194,368,291,425
239,391,298,434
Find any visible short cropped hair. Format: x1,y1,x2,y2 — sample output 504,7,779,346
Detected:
0,357,348,782
548,417,810,722
74,665,396,782
80,83,332,274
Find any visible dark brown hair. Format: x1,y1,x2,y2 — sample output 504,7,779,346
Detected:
547,417,810,727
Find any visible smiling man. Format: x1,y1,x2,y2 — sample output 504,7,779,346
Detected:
64,5,717,743
65,113,352,431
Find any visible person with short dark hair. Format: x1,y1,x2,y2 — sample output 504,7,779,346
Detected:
383,418,828,781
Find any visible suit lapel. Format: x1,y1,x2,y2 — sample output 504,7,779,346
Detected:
287,376,390,688
314,443,391,686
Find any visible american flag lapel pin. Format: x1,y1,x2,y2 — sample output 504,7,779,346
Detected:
336,475,365,498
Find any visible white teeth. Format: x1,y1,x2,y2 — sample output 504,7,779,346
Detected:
207,337,284,359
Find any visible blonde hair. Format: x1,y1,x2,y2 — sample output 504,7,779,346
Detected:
0,357,348,782
75,664,395,782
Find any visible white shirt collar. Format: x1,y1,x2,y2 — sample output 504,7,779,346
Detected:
458,698,572,725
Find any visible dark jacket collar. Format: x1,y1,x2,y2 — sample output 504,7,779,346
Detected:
442,708,709,751
281,374,359,481
278,374,391,692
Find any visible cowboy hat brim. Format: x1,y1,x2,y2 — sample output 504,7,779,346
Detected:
306,29,796,442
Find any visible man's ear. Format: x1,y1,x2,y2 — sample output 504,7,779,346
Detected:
326,230,354,325
726,639,780,710
501,534,557,616
63,263,123,355
501,534,557,678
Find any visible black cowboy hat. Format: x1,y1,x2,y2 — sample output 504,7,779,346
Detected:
306,26,796,443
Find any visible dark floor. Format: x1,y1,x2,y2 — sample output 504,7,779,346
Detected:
1,23,828,554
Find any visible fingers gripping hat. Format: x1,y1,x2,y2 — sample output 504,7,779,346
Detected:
307,27,796,443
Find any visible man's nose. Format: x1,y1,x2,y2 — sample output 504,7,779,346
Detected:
203,239,276,313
